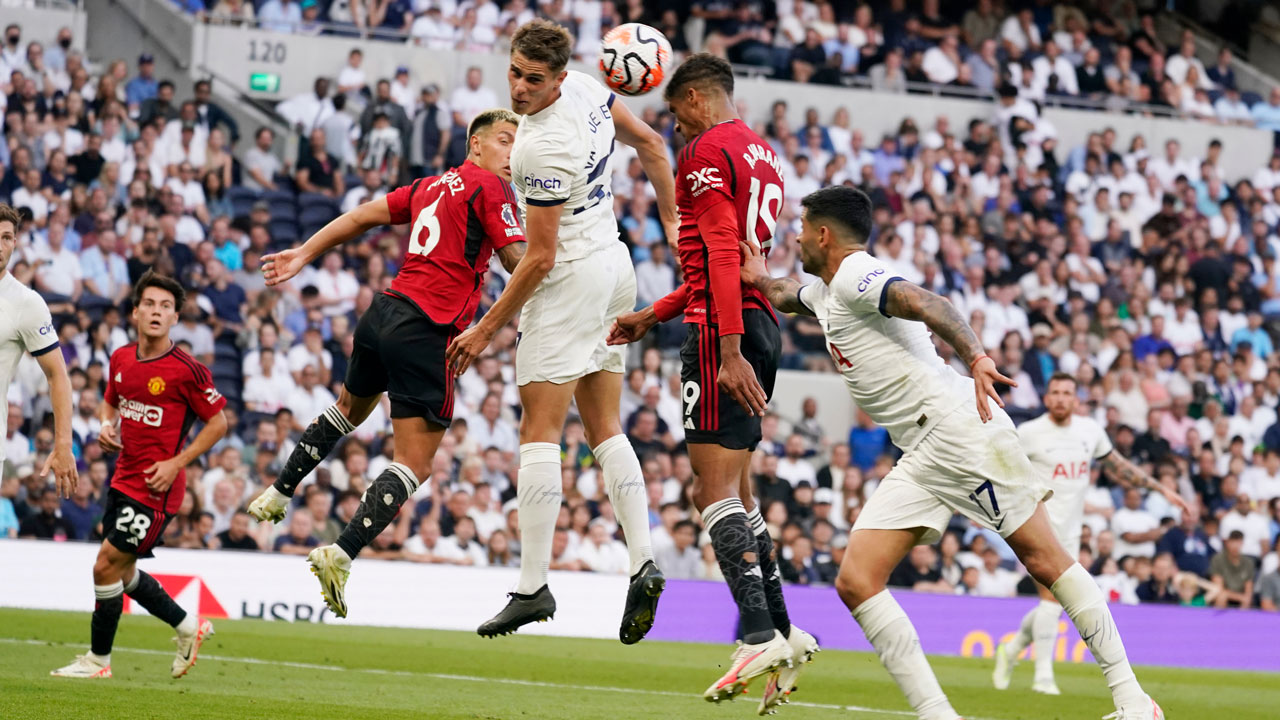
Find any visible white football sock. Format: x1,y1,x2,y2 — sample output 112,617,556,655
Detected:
514,442,562,595
852,590,958,720
593,434,654,575
176,612,199,636
1004,604,1036,662
1032,599,1062,684
1050,563,1145,709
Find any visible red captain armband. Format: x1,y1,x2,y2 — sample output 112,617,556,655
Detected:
969,354,991,373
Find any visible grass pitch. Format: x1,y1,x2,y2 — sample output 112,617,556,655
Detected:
1,608,1277,719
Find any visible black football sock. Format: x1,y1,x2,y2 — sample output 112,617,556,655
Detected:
335,463,418,560
747,508,792,639
91,581,124,657
703,498,774,645
274,406,357,496
124,571,188,628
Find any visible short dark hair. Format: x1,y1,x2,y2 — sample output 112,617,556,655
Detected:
467,108,519,143
132,269,186,309
511,19,573,73
0,203,21,232
664,52,734,101
158,79,174,92
1047,371,1077,390
799,186,872,244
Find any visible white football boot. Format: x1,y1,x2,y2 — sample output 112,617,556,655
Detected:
1103,695,1165,720
703,630,793,703
51,654,112,678
247,485,290,523
172,618,215,678
991,641,1015,690
309,545,352,618
757,626,820,715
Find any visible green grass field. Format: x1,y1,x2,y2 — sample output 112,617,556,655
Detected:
2,608,1277,720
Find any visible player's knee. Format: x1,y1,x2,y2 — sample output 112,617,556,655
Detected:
92,553,117,585
834,568,880,610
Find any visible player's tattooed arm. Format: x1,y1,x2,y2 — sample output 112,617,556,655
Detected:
739,241,815,317
1098,450,1191,516
496,242,526,274
882,281,984,365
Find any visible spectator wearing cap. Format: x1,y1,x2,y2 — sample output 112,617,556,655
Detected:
297,0,323,35
124,53,157,110
410,83,450,177
259,0,302,34
390,66,415,118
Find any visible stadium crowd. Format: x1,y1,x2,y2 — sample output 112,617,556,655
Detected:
3,7,1280,613
178,0,1280,128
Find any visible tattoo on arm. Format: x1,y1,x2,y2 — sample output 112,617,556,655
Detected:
760,277,815,317
497,242,527,274
1098,451,1155,490
883,282,984,364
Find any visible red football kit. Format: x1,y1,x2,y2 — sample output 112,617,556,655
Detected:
383,159,526,330
105,344,226,514
654,119,784,332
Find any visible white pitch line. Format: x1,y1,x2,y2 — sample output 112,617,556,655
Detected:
3,636,1003,719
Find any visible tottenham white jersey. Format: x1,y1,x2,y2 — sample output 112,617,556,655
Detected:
511,70,620,262
799,251,972,452
0,272,57,462
1017,412,1112,534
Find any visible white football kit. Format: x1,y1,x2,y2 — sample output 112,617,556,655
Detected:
0,272,59,464
1017,413,1113,558
510,71,634,386
798,251,1050,544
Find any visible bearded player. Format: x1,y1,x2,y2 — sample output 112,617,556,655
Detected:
446,20,677,644
743,185,1164,720
994,372,1188,695
51,271,228,680
607,54,816,712
249,109,527,618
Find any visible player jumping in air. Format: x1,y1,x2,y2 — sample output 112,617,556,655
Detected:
52,271,228,680
607,54,816,712
249,109,527,617
995,372,1188,695
742,186,1164,720
446,20,678,644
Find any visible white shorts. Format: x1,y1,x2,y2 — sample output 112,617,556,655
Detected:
515,242,636,386
854,404,1052,546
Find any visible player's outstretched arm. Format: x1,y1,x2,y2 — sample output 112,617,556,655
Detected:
1098,450,1191,518
144,410,229,493
607,284,691,346
447,204,558,375
882,281,1012,422
35,349,76,497
739,241,814,317
612,100,678,246
262,198,393,286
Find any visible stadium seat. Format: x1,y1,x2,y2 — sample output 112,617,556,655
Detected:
299,203,338,230
298,192,337,211
1243,91,1263,107
268,218,300,245
271,174,298,194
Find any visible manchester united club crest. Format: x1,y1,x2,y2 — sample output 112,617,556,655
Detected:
148,377,166,395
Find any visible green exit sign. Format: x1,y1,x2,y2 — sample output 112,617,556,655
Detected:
249,72,280,93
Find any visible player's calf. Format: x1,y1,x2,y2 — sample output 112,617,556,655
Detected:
270,404,359,501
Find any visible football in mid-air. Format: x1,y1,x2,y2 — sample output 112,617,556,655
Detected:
599,23,672,97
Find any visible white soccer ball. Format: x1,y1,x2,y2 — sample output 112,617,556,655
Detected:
598,23,673,97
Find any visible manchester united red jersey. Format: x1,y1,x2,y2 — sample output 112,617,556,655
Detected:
104,343,226,514
384,160,525,331
675,119,784,327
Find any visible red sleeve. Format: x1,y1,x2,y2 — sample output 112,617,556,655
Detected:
104,355,119,408
695,194,746,336
653,283,690,322
384,177,434,226
481,179,525,249
182,361,228,422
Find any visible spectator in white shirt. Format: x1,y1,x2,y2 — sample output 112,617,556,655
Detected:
442,516,488,566
166,162,207,213
403,517,468,563
286,364,337,429
287,327,333,384
32,219,81,301
1254,154,1280,196
975,547,1019,596
1031,39,1078,96
776,434,817,488
342,169,389,213
244,348,297,414
634,241,676,307
1165,33,1213,90
577,519,629,574
276,77,335,136
390,66,416,118
999,8,1040,55
10,168,48,226
921,35,961,84
1111,488,1162,559
242,127,283,192
336,48,367,106
411,7,459,50
1148,139,1197,191
1214,87,1254,125
469,392,518,459
313,251,359,317
448,66,498,126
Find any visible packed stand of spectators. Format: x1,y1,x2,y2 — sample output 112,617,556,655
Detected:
186,0,1280,128
3,16,1280,614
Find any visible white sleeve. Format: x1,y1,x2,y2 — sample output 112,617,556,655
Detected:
518,136,574,206
797,282,827,314
18,293,58,356
830,253,905,317
567,70,615,110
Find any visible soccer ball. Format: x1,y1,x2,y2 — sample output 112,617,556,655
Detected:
598,23,672,97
